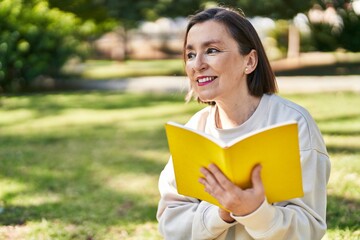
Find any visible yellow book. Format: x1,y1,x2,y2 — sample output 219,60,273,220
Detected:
165,121,303,208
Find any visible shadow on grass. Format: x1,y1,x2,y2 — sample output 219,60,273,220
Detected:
326,145,360,154
0,122,170,227
322,130,360,137
316,113,360,125
1,91,186,115
327,194,360,231
2,91,358,234
276,62,360,76
0,192,159,226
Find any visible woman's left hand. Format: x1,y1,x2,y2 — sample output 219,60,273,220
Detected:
199,164,265,217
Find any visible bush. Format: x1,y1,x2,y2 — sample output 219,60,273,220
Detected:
307,8,360,53
338,9,360,52
0,0,95,92
308,22,339,52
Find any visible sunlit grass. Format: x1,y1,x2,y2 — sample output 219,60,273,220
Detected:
282,92,360,240
0,92,201,239
0,91,359,239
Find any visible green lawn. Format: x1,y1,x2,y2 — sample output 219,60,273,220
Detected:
63,59,185,80
0,91,359,239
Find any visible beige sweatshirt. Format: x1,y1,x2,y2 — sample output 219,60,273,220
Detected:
157,94,331,240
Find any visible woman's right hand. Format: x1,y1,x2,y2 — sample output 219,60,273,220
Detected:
199,164,265,217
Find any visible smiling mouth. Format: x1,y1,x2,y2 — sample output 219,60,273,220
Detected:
197,76,217,86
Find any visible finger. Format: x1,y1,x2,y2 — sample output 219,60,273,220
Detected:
251,164,264,193
198,177,206,186
208,164,234,190
199,167,219,189
200,166,227,196
200,166,210,176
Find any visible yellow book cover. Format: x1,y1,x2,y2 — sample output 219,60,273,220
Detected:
165,121,304,208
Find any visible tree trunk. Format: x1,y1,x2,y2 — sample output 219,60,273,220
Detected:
287,23,300,58
122,27,129,60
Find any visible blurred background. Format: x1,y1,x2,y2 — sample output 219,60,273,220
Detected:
1,0,360,90
0,0,359,239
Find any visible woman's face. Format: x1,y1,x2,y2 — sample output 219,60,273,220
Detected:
185,20,249,103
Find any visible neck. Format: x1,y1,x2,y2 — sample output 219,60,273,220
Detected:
215,95,261,129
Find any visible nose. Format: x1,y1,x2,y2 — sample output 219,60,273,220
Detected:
193,54,208,72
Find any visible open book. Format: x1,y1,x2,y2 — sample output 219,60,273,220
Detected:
165,121,303,208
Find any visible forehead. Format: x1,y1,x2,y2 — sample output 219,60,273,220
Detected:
186,20,235,47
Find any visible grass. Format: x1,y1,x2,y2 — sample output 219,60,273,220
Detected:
0,91,359,239
62,59,185,80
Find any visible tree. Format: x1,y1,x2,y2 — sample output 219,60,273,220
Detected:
48,0,117,34
48,0,196,59
338,7,360,51
101,0,315,59
101,0,205,59
208,0,312,19
0,0,95,92
48,0,108,23
47,0,317,59
311,0,360,52
221,0,315,57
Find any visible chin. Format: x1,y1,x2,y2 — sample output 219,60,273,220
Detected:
198,95,215,103
195,89,218,103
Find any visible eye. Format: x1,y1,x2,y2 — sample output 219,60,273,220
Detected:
186,52,196,60
206,48,220,55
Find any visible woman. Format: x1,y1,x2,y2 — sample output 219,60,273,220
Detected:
157,7,330,240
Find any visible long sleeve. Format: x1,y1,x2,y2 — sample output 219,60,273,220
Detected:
156,159,236,240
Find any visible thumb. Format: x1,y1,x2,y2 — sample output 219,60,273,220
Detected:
251,164,264,191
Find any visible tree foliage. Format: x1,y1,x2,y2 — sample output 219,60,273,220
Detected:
0,0,95,92
217,0,313,19
308,0,360,52
48,0,203,28
48,0,108,23
2,0,357,93
338,8,360,51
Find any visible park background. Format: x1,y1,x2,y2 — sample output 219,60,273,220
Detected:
0,0,359,239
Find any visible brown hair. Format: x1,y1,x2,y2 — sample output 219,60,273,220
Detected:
184,7,277,104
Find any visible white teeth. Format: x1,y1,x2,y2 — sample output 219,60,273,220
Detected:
198,77,215,83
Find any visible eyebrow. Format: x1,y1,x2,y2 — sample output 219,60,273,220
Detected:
185,39,223,50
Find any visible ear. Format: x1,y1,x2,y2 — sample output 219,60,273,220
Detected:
244,49,258,75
